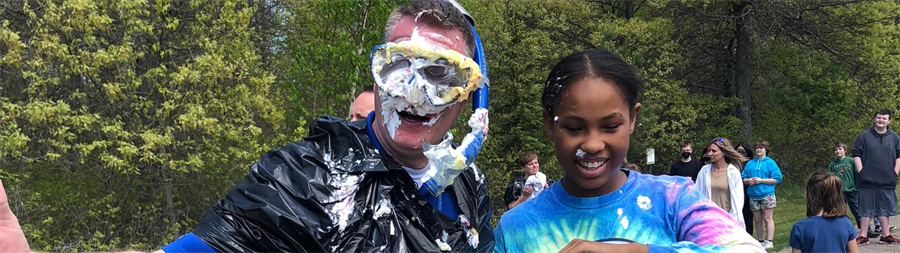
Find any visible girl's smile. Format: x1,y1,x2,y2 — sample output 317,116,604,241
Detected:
544,77,641,197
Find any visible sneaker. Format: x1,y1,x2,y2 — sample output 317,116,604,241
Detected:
858,235,870,245
875,226,895,233
880,234,900,244
763,240,774,249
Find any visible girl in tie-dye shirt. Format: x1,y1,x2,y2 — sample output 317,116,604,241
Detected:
493,50,763,253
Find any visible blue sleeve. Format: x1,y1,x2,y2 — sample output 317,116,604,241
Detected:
847,218,858,241
647,243,680,253
162,233,218,253
769,160,783,184
789,224,802,250
492,222,507,253
740,162,750,179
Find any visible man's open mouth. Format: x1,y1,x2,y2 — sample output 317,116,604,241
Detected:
398,110,431,123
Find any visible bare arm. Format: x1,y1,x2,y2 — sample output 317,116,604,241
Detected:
507,185,533,210
854,157,863,172
559,239,648,253
847,239,859,253
894,158,900,175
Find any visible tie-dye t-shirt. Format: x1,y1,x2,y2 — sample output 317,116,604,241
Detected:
493,169,763,253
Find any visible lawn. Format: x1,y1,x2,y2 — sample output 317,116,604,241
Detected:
768,183,806,252
768,185,900,252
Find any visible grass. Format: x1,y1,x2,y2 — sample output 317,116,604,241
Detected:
767,183,807,252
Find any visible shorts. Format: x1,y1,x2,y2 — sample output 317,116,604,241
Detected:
749,195,776,211
858,187,898,218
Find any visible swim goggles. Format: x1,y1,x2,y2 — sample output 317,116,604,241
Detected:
370,41,486,107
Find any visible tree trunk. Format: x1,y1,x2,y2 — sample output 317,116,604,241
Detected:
733,1,753,142
624,1,634,20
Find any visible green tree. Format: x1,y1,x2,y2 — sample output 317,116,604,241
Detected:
279,0,395,131
0,0,287,250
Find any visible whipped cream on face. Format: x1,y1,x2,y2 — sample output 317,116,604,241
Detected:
379,93,451,138
374,26,460,138
370,15,489,196
575,148,587,159
422,112,444,127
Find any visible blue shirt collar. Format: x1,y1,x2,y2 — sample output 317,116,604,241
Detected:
366,111,387,155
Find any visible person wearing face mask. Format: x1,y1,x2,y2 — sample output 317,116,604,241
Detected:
699,147,711,165
735,142,755,236
669,140,701,182
735,142,753,160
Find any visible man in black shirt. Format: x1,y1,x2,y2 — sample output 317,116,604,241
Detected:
504,151,557,210
669,140,700,182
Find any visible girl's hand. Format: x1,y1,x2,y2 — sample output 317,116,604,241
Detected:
559,239,648,253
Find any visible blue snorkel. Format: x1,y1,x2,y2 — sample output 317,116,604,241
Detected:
467,17,489,163
419,0,489,196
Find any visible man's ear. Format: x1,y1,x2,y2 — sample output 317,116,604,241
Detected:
628,102,642,134
543,110,556,141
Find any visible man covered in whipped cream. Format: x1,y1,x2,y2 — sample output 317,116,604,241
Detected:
154,0,494,252
0,0,492,252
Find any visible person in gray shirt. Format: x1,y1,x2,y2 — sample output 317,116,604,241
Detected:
852,109,900,244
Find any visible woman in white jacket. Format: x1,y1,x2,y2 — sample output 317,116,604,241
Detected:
696,138,750,229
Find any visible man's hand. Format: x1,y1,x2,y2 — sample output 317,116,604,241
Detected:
0,180,30,253
558,239,648,253
508,185,535,210
893,158,900,175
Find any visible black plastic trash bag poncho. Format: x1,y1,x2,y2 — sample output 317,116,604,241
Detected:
193,116,495,252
